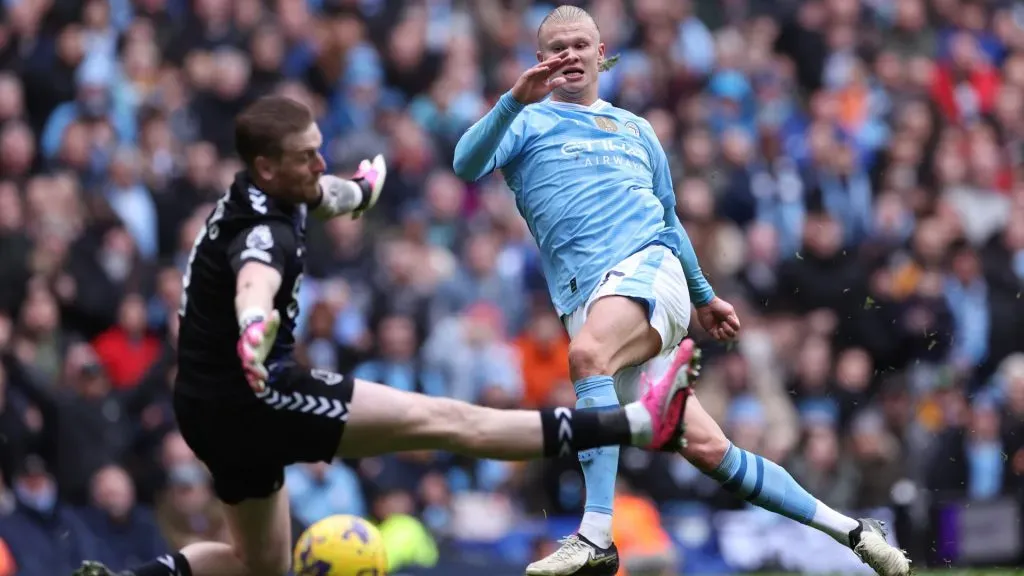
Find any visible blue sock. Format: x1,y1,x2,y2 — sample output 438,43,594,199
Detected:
574,375,619,518
709,443,860,543
710,443,817,523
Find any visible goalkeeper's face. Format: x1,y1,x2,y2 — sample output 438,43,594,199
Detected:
537,20,605,103
257,122,327,204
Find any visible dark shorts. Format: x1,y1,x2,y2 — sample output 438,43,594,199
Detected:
173,365,356,505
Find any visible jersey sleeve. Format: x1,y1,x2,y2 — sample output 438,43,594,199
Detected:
493,113,528,170
226,220,297,276
453,92,527,181
638,118,675,208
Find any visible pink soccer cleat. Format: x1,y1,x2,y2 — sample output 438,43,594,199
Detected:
638,339,700,451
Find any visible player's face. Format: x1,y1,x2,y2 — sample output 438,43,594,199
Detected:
258,122,326,204
537,21,605,103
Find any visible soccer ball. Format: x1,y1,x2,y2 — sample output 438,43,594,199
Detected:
293,514,388,576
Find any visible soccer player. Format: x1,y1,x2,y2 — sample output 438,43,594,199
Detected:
73,95,698,576
452,6,911,576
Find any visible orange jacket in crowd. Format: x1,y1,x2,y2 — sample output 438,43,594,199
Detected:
516,333,570,408
612,492,675,576
0,538,15,576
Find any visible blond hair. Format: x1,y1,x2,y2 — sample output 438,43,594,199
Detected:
537,5,619,72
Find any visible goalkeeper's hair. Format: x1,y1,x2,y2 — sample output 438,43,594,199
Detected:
536,5,620,72
234,96,314,169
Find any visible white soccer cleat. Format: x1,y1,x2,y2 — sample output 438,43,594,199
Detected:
851,518,912,576
524,534,619,575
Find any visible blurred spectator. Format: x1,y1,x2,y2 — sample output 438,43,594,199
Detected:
376,495,439,573
698,349,798,462
927,396,1012,499
354,313,445,396
515,306,571,409
6,338,165,504
433,231,527,336
0,455,108,576
424,303,523,403
78,465,168,571
0,538,13,576
286,461,367,527
611,479,676,576
103,147,159,260
849,409,906,509
943,241,990,373
368,238,434,344
155,432,229,550
789,422,860,512
92,293,162,389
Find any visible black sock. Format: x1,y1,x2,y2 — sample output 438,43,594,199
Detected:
540,407,631,457
131,553,192,576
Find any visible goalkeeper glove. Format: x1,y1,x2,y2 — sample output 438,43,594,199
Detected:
237,309,280,393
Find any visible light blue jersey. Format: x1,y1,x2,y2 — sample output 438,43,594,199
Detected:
453,92,713,316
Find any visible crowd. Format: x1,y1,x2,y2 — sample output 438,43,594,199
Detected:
1,0,1024,574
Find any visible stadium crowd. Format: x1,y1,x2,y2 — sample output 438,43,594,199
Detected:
1,0,1024,574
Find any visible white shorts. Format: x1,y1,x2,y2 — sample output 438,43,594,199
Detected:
562,244,691,404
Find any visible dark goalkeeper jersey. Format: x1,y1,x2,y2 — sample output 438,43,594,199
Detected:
175,171,308,400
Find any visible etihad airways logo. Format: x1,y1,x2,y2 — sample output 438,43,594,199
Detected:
560,138,649,169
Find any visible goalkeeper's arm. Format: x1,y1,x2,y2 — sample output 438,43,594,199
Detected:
311,155,387,220
235,261,282,392
227,222,293,391
235,262,281,331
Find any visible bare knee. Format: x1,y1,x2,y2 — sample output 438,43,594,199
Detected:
680,428,731,472
568,338,612,380
568,296,660,381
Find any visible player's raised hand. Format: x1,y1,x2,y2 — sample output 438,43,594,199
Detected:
696,297,741,341
350,154,387,219
237,310,280,393
511,51,572,105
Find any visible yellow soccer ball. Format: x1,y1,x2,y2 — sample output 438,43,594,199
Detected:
293,514,388,576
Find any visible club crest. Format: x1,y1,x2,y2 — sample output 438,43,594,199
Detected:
594,117,618,132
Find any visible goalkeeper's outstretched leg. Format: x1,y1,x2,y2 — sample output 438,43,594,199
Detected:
73,341,696,576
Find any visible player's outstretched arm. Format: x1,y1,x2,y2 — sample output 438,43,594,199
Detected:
453,52,570,181
452,93,525,181
311,155,387,220
235,262,281,326
227,221,299,390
